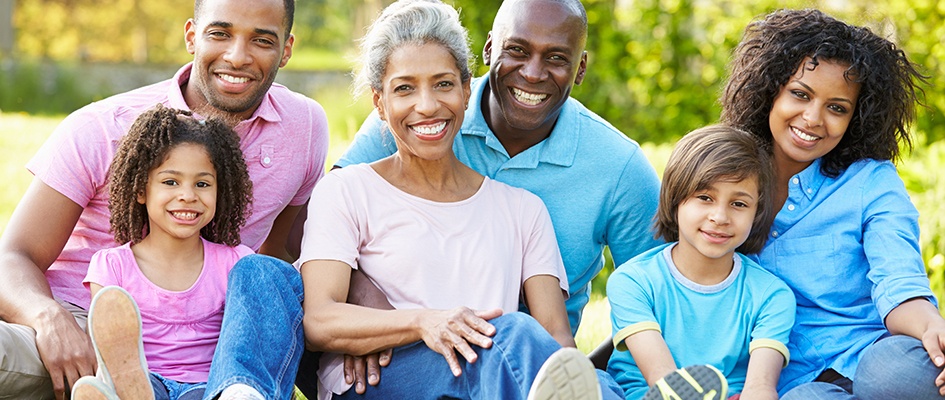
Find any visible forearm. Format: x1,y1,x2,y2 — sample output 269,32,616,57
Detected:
258,205,303,263
885,297,945,339
303,302,427,355
347,268,394,310
523,275,575,348
624,330,678,385
740,347,783,400
0,253,62,325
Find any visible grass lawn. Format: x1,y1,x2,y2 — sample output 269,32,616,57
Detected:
0,112,62,236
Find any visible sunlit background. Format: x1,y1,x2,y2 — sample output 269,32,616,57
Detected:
2,0,943,364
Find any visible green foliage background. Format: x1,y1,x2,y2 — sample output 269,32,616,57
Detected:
5,0,944,144
2,0,943,304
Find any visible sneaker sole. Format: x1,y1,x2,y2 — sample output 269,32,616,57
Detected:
643,364,728,400
72,376,119,400
88,286,154,400
527,347,602,400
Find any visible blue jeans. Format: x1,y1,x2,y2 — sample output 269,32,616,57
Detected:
150,373,205,400
782,335,944,399
203,255,305,400
333,312,624,400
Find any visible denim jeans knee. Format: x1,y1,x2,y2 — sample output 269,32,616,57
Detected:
204,255,305,400
854,334,943,400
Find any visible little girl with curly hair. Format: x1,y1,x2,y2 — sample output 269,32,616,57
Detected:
70,104,257,400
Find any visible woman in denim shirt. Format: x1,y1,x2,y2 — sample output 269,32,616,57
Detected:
721,9,945,399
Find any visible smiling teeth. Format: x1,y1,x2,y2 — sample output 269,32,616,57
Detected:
219,74,249,84
411,122,446,135
172,211,197,220
792,127,819,141
512,88,547,105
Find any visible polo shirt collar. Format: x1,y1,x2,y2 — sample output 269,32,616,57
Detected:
167,62,283,124
461,77,578,168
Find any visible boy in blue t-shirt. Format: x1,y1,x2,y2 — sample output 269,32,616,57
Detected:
607,125,796,400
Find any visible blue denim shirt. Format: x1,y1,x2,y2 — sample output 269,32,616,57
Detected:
337,77,662,334
751,158,935,394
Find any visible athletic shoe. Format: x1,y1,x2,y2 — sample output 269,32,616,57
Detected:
88,286,154,400
219,383,266,400
643,364,728,400
71,376,118,400
527,347,603,400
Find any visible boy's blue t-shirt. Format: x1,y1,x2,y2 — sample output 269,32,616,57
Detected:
607,243,795,399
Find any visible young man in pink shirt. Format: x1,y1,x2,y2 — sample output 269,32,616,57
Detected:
0,0,328,398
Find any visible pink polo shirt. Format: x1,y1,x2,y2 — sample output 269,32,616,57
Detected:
27,63,329,309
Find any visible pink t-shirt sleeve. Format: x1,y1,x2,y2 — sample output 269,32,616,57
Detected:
518,192,569,294
84,247,129,290
298,171,361,269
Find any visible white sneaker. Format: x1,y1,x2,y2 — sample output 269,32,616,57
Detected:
71,376,119,400
527,347,603,400
88,286,154,400
219,383,265,400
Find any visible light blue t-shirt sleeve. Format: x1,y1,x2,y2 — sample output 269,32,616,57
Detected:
606,149,662,266
334,109,398,167
607,261,660,352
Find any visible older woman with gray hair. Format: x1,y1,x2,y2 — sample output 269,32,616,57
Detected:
295,1,623,399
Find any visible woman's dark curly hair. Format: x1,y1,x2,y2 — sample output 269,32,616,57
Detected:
108,104,253,246
721,9,926,177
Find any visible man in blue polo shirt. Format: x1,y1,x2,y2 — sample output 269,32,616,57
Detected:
336,0,661,336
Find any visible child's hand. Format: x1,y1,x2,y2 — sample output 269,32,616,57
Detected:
920,318,945,395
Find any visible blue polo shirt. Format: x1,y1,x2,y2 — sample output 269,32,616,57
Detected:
751,158,936,394
336,76,661,333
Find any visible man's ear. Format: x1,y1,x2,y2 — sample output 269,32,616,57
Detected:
184,19,197,55
279,34,295,68
574,51,588,85
482,31,494,66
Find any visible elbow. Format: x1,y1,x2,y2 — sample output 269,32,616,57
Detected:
302,311,336,352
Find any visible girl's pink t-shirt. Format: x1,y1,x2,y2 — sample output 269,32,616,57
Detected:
84,238,253,383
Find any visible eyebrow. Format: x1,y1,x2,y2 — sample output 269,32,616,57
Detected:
793,80,855,105
389,71,458,83
206,21,280,39
504,35,574,56
157,170,216,178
